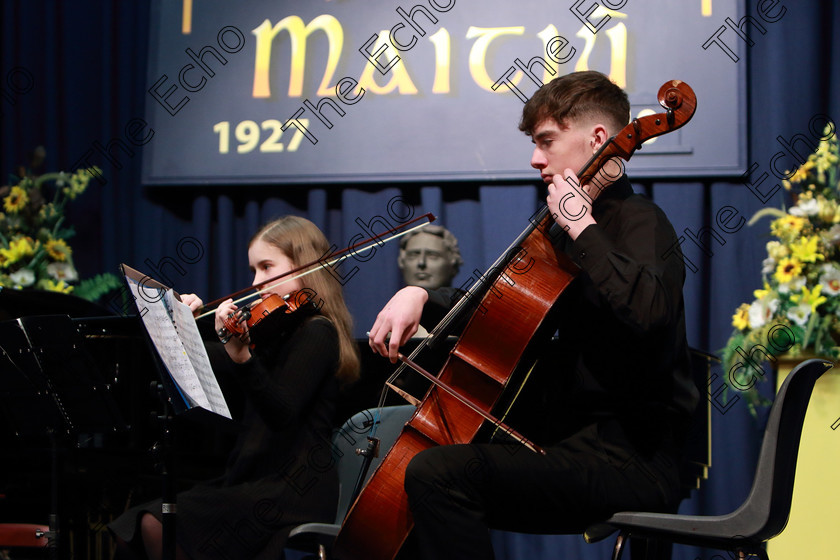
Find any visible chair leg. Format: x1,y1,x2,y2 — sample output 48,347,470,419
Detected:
318,544,327,560
630,536,673,560
612,531,629,560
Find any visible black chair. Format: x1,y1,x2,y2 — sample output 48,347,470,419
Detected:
623,347,716,560
286,405,415,560
583,358,833,560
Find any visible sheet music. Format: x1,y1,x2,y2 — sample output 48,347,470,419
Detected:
126,279,212,411
167,291,231,419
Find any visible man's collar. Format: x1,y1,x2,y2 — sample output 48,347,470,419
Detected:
594,174,632,204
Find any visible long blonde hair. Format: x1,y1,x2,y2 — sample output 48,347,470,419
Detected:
251,216,360,384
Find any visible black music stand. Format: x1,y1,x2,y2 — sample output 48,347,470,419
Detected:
120,264,234,560
0,314,128,559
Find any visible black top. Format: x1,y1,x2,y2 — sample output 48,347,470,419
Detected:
422,176,699,449
109,312,341,559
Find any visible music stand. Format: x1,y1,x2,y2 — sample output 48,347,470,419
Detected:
119,265,233,560
0,314,128,559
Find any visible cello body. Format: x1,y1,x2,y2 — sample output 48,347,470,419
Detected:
335,214,578,560
334,80,697,560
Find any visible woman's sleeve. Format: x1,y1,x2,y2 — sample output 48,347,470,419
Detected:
232,317,339,431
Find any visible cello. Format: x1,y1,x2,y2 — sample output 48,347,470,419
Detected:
334,79,698,560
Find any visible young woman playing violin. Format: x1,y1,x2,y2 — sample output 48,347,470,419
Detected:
109,215,360,560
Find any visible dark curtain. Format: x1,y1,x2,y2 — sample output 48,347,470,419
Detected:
2,1,838,559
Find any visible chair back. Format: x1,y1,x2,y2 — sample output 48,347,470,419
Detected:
332,405,415,524
679,348,717,493
734,358,832,540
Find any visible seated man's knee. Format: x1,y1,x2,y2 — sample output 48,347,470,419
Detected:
404,448,438,496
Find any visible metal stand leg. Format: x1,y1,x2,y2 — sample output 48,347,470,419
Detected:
152,383,176,560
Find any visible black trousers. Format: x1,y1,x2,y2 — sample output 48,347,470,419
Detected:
402,419,683,560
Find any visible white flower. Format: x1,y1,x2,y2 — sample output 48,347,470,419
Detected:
766,240,788,260
789,197,820,216
821,224,840,244
761,257,776,275
749,296,779,328
46,262,78,282
819,265,840,295
777,276,806,294
786,302,811,326
10,268,35,287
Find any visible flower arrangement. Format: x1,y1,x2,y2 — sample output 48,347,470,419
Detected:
723,125,840,410
0,157,120,300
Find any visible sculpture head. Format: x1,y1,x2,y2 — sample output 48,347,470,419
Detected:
398,226,463,290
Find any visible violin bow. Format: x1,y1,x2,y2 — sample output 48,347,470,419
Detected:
193,213,436,320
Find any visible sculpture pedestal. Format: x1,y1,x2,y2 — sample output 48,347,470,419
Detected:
768,355,839,558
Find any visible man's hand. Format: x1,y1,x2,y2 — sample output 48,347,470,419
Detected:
546,168,597,240
368,286,429,363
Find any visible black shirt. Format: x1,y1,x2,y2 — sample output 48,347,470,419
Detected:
421,175,699,447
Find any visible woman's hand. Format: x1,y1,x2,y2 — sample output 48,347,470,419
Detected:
215,298,252,363
179,293,203,312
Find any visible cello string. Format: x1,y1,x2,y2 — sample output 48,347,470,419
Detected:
488,358,538,443
383,153,623,389
383,205,554,389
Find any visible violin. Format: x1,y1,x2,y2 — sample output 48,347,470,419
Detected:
216,291,309,344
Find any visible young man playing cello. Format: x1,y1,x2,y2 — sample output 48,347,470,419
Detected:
368,70,699,559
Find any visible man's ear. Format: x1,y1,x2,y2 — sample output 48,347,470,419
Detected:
589,123,610,152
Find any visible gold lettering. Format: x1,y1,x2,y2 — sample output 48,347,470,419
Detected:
252,14,343,98
466,26,525,92
182,0,192,35
604,23,627,89
354,32,418,96
574,7,627,88
430,28,451,94
536,25,561,83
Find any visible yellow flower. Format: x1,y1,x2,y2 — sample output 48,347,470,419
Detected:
816,195,838,222
789,235,824,263
3,185,28,213
63,167,99,200
39,203,60,222
753,282,772,300
732,303,751,330
0,236,37,266
39,278,73,294
775,257,803,284
45,238,72,261
787,160,815,184
771,215,807,239
791,284,828,312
